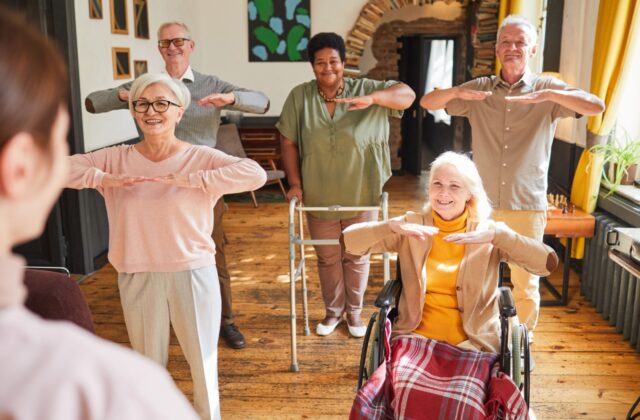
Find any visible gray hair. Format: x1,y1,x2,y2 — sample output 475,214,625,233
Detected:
129,73,191,112
497,15,538,46
157,21,191,40
427,151,492,222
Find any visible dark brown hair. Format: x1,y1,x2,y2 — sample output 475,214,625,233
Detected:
0,7,68,151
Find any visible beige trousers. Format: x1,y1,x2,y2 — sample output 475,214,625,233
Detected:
118,266,221,420
492,209,547,332
306,211,378,318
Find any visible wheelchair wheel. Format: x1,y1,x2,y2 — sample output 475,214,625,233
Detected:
357,312,379,389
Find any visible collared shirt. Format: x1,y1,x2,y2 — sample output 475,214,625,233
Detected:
446,71,580,210
276,77,402,219
167,65,195,82
0,254,198,419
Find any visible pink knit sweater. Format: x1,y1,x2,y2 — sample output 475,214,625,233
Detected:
67,145,266,273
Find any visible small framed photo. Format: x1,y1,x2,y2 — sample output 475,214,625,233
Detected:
133,60,148,78
111,47,131,80
109,0,128,34
89,0,102,19
134,0,149,39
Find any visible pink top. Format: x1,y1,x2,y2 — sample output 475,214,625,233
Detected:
0,254,198,420
67,145,266,273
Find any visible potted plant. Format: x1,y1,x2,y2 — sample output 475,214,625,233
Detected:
589,129,640,195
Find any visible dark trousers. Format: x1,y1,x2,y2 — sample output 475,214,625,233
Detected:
212,198,233,325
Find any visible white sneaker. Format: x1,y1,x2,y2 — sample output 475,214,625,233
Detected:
347,323,367,338
316,319,341,336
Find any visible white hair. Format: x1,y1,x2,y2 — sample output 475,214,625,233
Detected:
129,73,191,112
498,15,538,45
426,151,493,222
157,21,191,40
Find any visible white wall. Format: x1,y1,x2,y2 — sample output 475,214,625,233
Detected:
75,0,368,151
554,0,599,146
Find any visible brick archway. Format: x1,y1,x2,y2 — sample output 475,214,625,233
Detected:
344,0,465,76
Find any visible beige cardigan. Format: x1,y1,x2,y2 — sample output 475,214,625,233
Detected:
343,211,558,353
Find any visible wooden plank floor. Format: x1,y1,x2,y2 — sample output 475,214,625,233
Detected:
79,174,640,419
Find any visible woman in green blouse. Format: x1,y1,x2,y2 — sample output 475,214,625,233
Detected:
277,32,415,338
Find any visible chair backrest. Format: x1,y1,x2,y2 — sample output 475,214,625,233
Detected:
215,123,247,158
23,268,95,333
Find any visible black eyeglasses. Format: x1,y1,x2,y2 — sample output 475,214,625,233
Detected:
158,38,191,48
132,100,181,113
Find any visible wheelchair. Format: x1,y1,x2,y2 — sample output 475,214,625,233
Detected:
357,264,531,407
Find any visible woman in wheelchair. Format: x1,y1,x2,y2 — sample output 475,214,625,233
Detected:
342,152,558,419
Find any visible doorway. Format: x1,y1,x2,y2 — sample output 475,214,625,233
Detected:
399,35,460,174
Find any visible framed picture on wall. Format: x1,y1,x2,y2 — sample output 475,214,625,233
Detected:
248,0,310,62
133,60,148,78
134,0,149,39
112,47,131,80
89,0,102,19
109,0,127,34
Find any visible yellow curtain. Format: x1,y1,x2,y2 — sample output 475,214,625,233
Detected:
569,0,640,258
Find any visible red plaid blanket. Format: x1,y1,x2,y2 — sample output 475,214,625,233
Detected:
351,320,528,420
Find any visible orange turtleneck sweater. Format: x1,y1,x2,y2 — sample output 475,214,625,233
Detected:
413,209,468,345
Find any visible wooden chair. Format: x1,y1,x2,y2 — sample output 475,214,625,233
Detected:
216,123,286,207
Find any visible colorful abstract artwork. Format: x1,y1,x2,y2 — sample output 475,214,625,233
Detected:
248,0,310,62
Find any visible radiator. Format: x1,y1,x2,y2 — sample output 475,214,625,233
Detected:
582,211,640,352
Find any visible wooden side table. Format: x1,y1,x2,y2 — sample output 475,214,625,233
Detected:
541,208,596,306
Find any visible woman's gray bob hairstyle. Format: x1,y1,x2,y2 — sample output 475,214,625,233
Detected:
427,151,493,222
128,72,191,111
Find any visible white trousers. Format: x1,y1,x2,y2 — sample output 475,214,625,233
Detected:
118,265,221,420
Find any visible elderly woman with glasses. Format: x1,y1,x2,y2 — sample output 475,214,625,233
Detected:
66,73,266,420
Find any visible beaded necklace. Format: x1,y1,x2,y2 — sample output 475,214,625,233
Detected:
317,81,344,102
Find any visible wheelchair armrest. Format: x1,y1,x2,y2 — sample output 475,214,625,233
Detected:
375,279,402,309
498,286,517,318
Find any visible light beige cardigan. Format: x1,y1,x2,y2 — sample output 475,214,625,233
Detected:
343,211,558,353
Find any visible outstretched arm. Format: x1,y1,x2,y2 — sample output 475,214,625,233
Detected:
335,82,415,111
420,86,492,110
198,77,270,114
85,81,133,113
154,152,267,196
505,89,605,115
66,151,149,192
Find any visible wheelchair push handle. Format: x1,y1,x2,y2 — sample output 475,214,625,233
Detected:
375,279,402,309
498,286,517,317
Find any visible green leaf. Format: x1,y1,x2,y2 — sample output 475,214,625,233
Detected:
287,25,306,61
254,26,280,53
254,0,273,23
